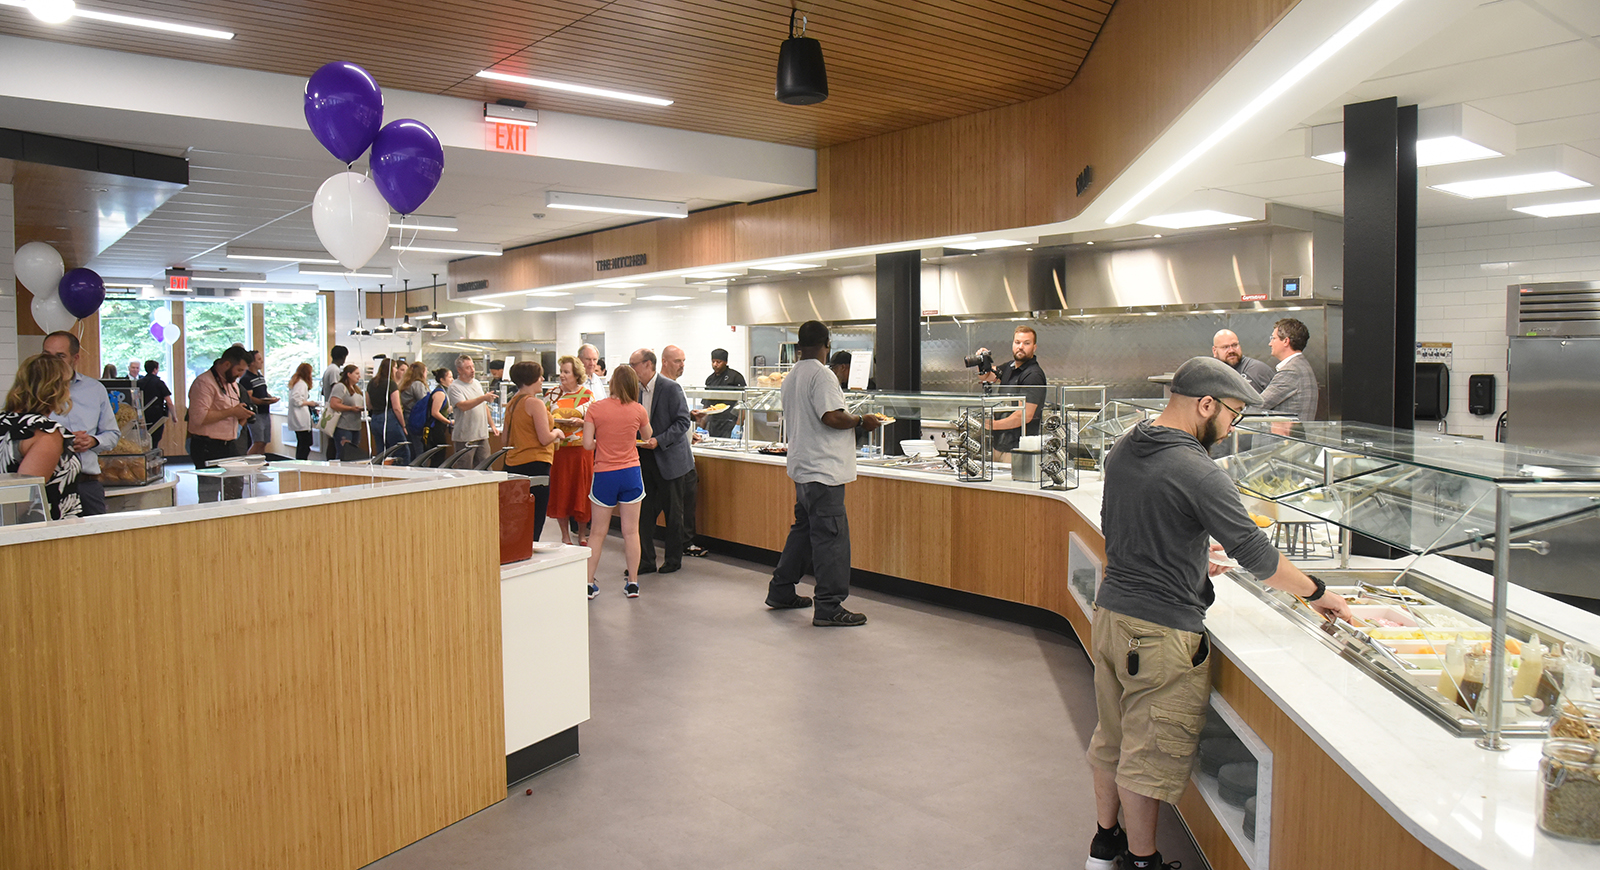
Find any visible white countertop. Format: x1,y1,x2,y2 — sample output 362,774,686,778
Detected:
691,445,1599,869
0,461,508,548
502,544,591,577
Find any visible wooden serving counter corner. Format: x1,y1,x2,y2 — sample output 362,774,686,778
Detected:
693,451,1459,870
0,470,507,870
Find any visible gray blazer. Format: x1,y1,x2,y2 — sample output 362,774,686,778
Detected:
644,375,696,480
1234,356,1275,392
1260,353,1319,421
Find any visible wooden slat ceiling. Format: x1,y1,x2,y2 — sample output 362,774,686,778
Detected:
0,0,1114,148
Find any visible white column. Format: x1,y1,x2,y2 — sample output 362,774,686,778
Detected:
0,182,17,387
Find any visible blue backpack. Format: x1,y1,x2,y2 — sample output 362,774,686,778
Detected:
409,387,439,433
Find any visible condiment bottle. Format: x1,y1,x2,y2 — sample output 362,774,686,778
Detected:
1436,637,1466,701
1563,655,1597,705
1533,642,1569,715
1513,633,1546,704
1457,646,1489,715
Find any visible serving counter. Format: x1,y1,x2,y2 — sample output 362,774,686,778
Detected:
0,464,510,870
688,442,1600,870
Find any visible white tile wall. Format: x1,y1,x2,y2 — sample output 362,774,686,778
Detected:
1416,213,1600,441
0,183,16,388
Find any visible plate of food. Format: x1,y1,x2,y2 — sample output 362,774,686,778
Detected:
704,403,730,414
870,413,896,424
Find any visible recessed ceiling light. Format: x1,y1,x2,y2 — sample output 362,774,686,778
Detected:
390,240,503,256
545,191,688,219
1306,104,1514,167
638,294,691,302
226,246,341,264
388,215,458,232
528,291,572,298
1509,197,1600,218
944,239,1029,251
752,261,822,271
1426,145,1599,199
1140,210,1259,229
298,265,392,278
526,305,574,312
575,300,627,307
597,282,644,289
711,288,728,294
1432,172,1589,199
682,271,739,280
476,69,672,107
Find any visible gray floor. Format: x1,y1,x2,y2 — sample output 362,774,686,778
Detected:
364,532,1208,870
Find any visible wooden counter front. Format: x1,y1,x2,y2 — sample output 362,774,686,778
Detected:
0,480,506,870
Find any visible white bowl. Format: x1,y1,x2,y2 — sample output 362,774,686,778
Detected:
900,439,937,457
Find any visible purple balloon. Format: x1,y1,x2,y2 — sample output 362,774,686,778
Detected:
371,119,444,216
304,61,384,165
150,322,164,342
58,268,106,319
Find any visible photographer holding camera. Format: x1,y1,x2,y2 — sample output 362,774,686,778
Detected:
972,324,1047,455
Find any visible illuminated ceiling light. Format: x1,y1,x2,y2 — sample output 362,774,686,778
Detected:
1139,190,1266,229
527,291,571,298
682,271,740,280
545,191,688,219
573,288,635,308
483,102,539,128
225,245,341,264
390,240,503,256
943,239,1030,251
1508,191,1600,218
597,282,644,289
752,261,822,271
710,288,728,294
1306,104,1513,167
1426,145,1599,199
524,297,575,312
298,265,392,278
369,285,395,335
638,294,691,302
166,268,266,283
575,300,626,307
8,1,235,38
1106,0,1408,225
775,8,828,105
464,299,505,308
476,69,672,107
388,214,458,232
395,279,419,333
100,278,155,289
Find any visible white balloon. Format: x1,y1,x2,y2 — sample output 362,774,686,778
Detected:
312,172,390,271
14,242,65,297
161,322,182,347
153,306,174,326
31,292,77,332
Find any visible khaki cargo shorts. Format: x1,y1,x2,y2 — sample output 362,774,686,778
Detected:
1085,607,1213,804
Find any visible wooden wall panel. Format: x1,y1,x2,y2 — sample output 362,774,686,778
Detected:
657,207,736,272
590,221,660,279
0,483,505,870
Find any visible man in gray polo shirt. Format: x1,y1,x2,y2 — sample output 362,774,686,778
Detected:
1085,356,1351,870
765,320,883,626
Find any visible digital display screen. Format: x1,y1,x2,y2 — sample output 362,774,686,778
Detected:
1282,276,1302,298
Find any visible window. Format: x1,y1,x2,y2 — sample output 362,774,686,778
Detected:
262,298,325,400
98,299,170,380
183,301,249,388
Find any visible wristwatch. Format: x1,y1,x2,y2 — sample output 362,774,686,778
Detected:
1305,575,1327,602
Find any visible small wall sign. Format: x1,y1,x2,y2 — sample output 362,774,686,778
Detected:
596,254,648,271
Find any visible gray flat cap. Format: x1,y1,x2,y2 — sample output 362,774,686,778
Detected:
1171,356,1265,405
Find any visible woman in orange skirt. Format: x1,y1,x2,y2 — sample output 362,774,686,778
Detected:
547,355,596,545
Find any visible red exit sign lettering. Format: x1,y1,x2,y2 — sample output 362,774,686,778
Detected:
489,122,530,153
169,275,189,291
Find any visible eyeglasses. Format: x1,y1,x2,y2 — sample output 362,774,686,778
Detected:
1217,400,1245,426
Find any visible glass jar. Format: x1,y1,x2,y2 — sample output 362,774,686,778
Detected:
1538,739,1600,843
1550,701,1600,743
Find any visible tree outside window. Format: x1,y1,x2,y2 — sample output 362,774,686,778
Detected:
263,299,325,400
98,300,170,384
184,302,249,388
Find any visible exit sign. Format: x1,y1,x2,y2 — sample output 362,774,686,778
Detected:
168,275,189,291
488,122,530,153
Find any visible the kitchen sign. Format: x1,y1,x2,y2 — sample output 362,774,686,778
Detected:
596,254,648,271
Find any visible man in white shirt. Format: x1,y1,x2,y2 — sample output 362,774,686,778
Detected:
321,345,348,402
578,343,609,400
446,355,498,467
765,321,882,626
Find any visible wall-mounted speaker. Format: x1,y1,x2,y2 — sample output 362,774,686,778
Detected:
1469,374,1495,416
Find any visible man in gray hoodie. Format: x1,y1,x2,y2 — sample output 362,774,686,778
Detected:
1084,357,1351,870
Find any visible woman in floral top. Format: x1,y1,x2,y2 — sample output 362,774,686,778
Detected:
546,355,595,545
2,353,83,520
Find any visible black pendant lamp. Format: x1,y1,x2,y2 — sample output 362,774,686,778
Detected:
349,287,371,337
370,283,394,335
420,272,448,333
776,9,828,105
395,278,419,334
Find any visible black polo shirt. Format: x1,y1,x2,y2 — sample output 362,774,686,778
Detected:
993,355,1046,452
703,367,747,437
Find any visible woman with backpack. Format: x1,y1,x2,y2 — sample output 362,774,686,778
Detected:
416,368,454,463
503,361,560,542
398,362,430,461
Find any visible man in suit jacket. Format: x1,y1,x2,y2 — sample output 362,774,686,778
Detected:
630,348,695,574
1260,317,1319,421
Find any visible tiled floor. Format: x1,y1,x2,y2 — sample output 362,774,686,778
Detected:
366,533,1209,870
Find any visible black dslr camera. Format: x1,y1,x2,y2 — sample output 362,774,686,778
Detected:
963,349,994,375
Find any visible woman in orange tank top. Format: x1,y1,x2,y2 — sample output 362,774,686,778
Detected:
503,362,559,541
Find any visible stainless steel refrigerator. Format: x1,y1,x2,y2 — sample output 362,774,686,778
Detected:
1504,280,1600,599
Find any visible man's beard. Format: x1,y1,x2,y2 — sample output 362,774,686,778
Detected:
1014,349,1031,362
1199,410,1229,448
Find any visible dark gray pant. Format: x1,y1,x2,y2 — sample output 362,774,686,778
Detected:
674,466,698,547
638,449,686,572
77,477,106,516
770,481,851,614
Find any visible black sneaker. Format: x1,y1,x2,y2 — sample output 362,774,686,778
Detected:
765,594,813,610
812,608,867,627
1085,825,1127,870
624,580,640,598
1122,851,1180,870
